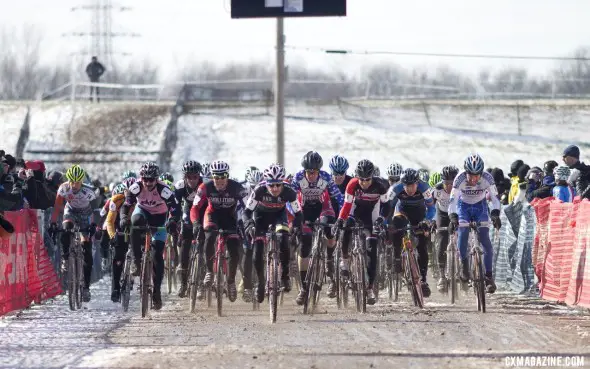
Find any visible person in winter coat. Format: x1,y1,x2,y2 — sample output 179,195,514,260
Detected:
21,160,53,210
553,166,575,203
526,161,557,201
0,156,23,211
85,56,106,102
512,164,530,203
562,145,590,200
491,168,510,204
508,159,525,203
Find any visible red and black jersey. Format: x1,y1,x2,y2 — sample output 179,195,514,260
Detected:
190,179,247,223
242,183,303,226
338,177,391,220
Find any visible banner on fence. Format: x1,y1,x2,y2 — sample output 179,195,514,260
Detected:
0,210,62,316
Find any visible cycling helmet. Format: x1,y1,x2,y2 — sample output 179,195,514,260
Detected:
210,160,230,176
139,161,160,179
159,172,174,183
202,163,211,178
121,170,137,180
355,159,375,178
329,155,349,174
429,172,442,187
374,166,381,177
112,183,127,196
464,154,484,175
418,168,430,183
182,160,202,175
301,151,323,170
122,177,137,189
246,168,263,185
162,179,175,190
441,165,460,181
543,160,559,176
401,168,419,185
263,163,286,183
554,166,571,182
286,173,293,182
244,166,259,181
386,163,403,178
65,165,86,182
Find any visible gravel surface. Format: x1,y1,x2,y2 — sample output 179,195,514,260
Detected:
1,277,589,369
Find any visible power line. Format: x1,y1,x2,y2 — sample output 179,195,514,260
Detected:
284,46,590,61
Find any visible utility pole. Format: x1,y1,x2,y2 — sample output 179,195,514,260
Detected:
275,17,285,165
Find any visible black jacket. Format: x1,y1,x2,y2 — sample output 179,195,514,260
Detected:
569,161,590,199
86,61,105,81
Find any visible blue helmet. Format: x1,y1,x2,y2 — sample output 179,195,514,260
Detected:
329,155,349,174
464,154,484,175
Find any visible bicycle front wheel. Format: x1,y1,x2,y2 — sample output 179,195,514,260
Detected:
269,252,279,323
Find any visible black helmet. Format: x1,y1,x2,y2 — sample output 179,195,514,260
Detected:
543,160,558,176
401,168,419,185
139,162,160,179
441,165,459,181
182,160,202,175
301,151,323,170
355,159,375,178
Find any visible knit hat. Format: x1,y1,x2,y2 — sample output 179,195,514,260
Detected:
563,145,580,159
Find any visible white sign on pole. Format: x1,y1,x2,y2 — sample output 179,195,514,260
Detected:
284,0,303,12
265,0,283,7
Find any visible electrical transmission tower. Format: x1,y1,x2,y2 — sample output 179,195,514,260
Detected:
63,0,140,68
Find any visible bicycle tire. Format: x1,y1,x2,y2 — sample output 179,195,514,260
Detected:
68,251,76,311
269,250,279,323
166,236,173,295
303,255,316,315
356,252,367,313
408,250,424,308
140,252,150,318
189,251,200,313
121,257,132,312
216,252,224,317
449,239,457,304
334,245,341,309
474,251,486,313
76,246,83,310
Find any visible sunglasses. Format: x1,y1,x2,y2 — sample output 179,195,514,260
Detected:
359,177,372,183
212,173,229,180
142,177,156,183
388,176,400,182
332,172,345,177
443,180,454,185
305,169,319,174
186,174,200,180
267,183,283,188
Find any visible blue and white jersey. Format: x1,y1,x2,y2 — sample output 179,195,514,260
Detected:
387,180,435,220
291,169,344,208
448,171,501,214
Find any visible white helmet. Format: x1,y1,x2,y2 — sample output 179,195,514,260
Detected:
263,163,286,183
247,169,263,185
386,163,403,178
210,160,229,175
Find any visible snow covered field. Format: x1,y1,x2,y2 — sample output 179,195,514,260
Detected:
0,103,29,154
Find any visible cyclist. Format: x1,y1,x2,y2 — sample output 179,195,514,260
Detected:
239,167,263,301
387,168,435,297
386,163,403,187
432,165,459,293
328,155,351,214
159,172,174,183
49,165,97,302
121,170,137,181
448,154,501,294
105,183,131,302
290,151,341,303
333,159,391,305
429,172,442,188
202,162,211,181
174,160,204,298
418,168,430,184
190,160,248,302
120,161,180,310
242,163,303,304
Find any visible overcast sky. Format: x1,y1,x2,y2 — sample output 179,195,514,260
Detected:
2,0,589,79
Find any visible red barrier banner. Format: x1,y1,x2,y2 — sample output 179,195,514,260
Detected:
0,210,62,316
567,200,590,308
531,197,552,285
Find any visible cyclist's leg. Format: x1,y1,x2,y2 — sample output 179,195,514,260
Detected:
391,212,409,272
361,211,377,287
77,212,94,289
178,220,193,296
474,200,495,292
112,233,127,292
435,209,450,277
456,201,472,280
298,205,319,290
252,211,270,302
203,209,219,283
275,209,291,282
339,217,355,276
60,207,75,262
148,213,167,292
130,207,148,273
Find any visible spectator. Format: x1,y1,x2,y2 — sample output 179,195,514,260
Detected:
525,166,542,200
22,160,54,210
562,145,590,200
491,167,510,204
0,154,23,211
513,164,531,203
508,159,525,203
526,161,557,201
85,56,105,103
553,166,575,203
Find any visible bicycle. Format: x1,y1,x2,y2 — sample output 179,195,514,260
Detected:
438,227,461,304
377,227,398,301
52,225,92,311
188,231,206,313
133,225,165,318
349,220,368,313
120,230,134,312
264,224,286,323
208,229,233,317
333,227,346,309
303,220,327,315
391,223,425,308
467,221,487,313
164,232,178,295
